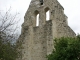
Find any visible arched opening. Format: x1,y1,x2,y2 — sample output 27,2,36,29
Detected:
46,10,50,21
45,7,50,21
36,14,39,26
34,10,39,26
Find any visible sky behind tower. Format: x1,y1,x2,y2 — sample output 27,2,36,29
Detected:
0,0,80,34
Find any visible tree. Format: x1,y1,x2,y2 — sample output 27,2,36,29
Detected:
0,8,20,60
0,38,18,60
0,8,20,43
47,35,80,60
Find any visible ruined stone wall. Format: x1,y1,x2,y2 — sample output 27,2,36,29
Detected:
17,0,76,60
19,20,53,60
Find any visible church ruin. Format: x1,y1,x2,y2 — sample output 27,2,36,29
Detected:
18,0,76,60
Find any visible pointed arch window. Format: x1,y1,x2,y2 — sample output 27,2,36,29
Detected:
45,7,50,21
36,14,39,26
46,10,50,21
35,10,39,26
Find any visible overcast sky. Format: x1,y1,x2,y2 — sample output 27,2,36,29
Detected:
0,0,80,34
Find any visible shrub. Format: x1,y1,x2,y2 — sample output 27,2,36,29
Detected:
47,35,80,60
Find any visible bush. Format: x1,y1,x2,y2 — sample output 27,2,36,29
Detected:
0,38,18,60
47,35,80,60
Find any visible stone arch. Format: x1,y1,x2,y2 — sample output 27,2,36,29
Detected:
34,10,40,26
45,7,50,21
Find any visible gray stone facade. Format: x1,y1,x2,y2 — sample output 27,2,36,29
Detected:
17,0,76,60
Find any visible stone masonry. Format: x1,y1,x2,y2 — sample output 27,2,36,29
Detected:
17,0,76,60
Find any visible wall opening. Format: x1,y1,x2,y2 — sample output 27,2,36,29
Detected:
36,14,39,26
46,10,50,21
45,7,50,21
34,10,39,27
40,0,43,5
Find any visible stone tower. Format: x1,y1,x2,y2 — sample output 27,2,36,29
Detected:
18,0,76,60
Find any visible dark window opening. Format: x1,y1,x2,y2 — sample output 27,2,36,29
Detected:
40,0,43,5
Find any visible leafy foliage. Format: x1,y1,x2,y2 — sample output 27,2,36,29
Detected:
0,37,18,60
47,35,80,60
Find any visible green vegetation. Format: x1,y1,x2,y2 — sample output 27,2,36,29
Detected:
0,9,19,60
0,36,18,60
47,35,80,60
